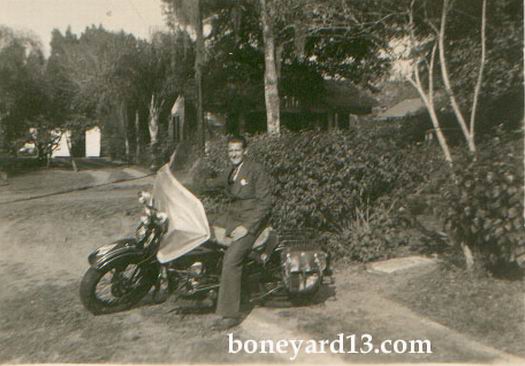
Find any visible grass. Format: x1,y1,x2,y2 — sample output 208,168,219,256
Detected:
390,262,525,357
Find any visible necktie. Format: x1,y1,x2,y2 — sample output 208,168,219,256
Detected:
229,163,242,184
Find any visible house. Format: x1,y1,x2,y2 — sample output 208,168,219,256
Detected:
376,98,425,121
232,79,378,133
51,127,101,158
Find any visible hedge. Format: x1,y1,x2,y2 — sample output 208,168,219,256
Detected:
441,135,525,270
196,126,444,262
196,126,524,268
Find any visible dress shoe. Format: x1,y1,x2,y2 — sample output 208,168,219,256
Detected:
212,317,242,330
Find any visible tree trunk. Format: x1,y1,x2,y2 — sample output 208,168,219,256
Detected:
461,241,475,271
438,0,475,153
64,131,78,172
0,116,5,158
275,43,284,79
195,0,206,152
407,4,453,164
135,111,141,163
327,113,334,130
469,0,487,148
148,94,160,168
260,0,281,136
119,100,130,163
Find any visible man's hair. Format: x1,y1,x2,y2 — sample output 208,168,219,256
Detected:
227,135,248,148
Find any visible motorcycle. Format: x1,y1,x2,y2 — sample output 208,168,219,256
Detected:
79,165,331,315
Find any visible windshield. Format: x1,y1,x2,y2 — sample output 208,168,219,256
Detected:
152,164,210,263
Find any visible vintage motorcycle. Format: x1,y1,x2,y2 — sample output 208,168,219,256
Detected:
79,165,331,315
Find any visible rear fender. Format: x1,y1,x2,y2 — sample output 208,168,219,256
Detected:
88,238,148,271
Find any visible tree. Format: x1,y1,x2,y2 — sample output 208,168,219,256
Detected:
0,26,48,157
191,0,396,134
260,0,281,135
162,0,208,151
388,0,523,269
46,26,136,164
399,0,522,161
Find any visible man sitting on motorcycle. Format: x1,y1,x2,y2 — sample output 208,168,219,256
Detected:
195,135,273,330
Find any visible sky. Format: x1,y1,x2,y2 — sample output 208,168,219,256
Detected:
0,0,168,56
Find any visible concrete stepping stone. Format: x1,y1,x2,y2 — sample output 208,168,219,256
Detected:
367,255,437,274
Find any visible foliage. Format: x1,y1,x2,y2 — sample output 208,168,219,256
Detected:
46,26,194,161
441,132,525,270
397,0,523,131
415,0,522,109
196,127,444,261
325,202,412,263
273,0,399,83
0,26,48,154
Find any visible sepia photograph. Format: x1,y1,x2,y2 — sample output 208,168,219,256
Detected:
0,0,523,364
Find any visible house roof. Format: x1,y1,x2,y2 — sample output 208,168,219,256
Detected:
320,79,378,114
376,98,425,120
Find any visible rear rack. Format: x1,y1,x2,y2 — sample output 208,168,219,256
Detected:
278,229,319,250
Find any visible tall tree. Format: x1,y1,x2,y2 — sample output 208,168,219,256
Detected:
260,0,281,135
0,26,47,157
162,0,207,151
400,0,522,160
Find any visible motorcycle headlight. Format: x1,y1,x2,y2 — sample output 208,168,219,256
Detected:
189,262,203,276
155,212,169,233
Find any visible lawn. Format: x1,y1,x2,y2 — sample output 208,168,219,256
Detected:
390,262,525,357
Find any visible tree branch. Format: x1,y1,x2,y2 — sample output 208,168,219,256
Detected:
438,0,475,153
469,0,486,148
407,0,453,163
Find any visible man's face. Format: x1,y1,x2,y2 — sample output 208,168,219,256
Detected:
228,142,246,166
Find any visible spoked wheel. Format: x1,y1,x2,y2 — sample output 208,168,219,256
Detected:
80,260,157,315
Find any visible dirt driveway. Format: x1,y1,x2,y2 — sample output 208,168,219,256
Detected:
0,167,522,363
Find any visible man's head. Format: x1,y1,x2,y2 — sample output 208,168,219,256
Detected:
227,135,248,166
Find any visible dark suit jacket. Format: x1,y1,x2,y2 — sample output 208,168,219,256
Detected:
205,159,273,237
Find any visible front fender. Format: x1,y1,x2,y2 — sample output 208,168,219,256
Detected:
88,238,147,271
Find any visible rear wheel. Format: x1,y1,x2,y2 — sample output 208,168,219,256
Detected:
80,261,157,315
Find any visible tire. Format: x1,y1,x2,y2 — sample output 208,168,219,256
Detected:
80,260,157,315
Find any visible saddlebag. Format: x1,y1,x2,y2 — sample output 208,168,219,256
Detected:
279,231,329,295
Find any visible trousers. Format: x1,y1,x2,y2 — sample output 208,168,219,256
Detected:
215,233,256,318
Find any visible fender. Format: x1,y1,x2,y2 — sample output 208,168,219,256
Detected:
88,238,149,271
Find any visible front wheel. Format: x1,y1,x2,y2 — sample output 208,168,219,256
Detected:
80,261,157,315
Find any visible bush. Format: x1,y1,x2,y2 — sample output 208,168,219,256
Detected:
197,127,444,262
441,135,525,270
325,201,413,262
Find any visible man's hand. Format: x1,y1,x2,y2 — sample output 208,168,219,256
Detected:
229,225,248,241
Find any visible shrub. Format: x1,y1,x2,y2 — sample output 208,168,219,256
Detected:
325,201,413,262
200,128,435,231
441,135,525,270
195,127,445,262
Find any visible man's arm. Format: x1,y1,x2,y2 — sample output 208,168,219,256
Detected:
244,168,273,234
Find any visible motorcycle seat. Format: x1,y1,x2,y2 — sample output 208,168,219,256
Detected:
211,225,273,249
